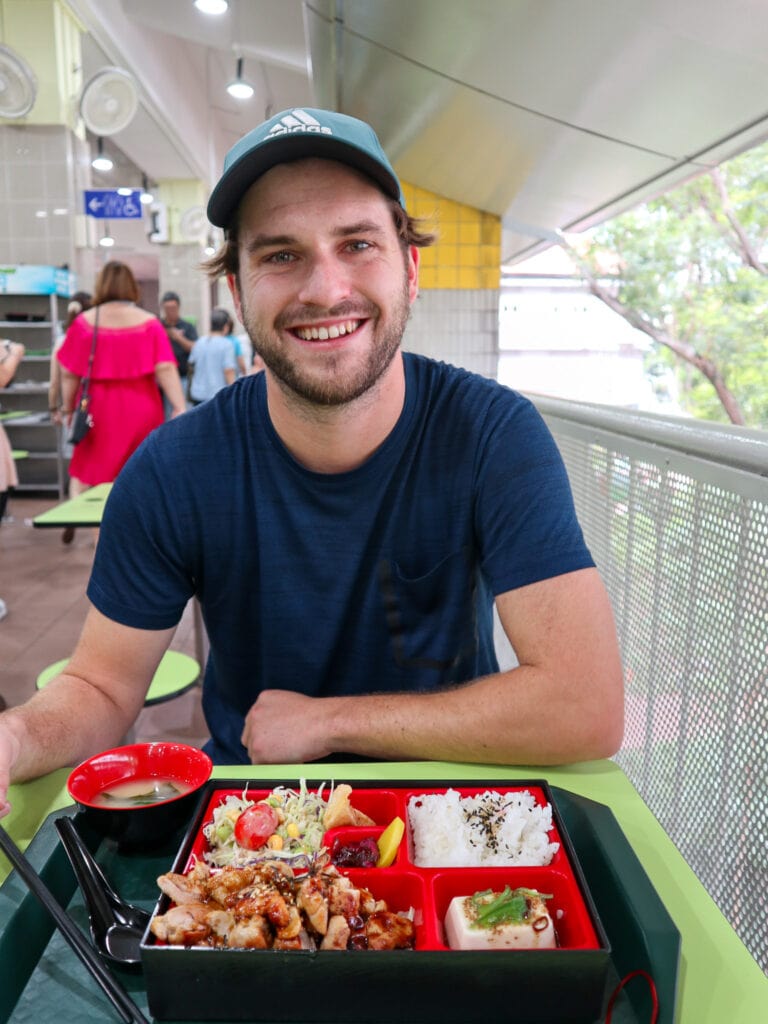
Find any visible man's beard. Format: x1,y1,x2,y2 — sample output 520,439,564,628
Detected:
239,281,411,407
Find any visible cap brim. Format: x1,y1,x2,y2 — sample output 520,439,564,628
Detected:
207,135,403,228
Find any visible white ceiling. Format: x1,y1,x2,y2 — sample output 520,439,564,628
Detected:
62,0,768,264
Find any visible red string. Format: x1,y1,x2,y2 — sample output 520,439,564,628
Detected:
605,969,659,1023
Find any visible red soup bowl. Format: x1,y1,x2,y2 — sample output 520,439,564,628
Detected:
67,742,212,849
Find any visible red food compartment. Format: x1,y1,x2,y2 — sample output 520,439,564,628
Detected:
403,786,566,870
342,868,429,949
343,788,399,823
324,826,386,868
181,786,400,868
430,867,601,950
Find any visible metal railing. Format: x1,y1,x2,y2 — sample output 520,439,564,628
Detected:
530,394,768,975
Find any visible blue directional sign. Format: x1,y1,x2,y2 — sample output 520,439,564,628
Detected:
84,189,143,219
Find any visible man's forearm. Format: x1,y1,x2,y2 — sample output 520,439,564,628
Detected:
3,676,136,785
320,665,623,765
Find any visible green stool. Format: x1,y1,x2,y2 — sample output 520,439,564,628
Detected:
36,650,201,706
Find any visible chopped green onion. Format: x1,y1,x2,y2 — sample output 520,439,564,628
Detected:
470,886,553,928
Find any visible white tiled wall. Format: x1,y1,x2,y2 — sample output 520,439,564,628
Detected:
0,125,82,267
403,288,500,378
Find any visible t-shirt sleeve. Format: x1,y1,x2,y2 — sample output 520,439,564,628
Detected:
86,434,194,629
475,396,594,595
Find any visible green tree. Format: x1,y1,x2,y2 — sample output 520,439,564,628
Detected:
560,143,768,427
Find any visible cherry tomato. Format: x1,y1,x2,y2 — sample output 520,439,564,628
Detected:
234,802,280,850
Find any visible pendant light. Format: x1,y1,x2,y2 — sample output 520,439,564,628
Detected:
91,137,113,172
226,58,254,100
194,0,228,13
140,174,154,205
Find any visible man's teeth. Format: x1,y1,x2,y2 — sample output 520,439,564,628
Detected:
295,320,359,341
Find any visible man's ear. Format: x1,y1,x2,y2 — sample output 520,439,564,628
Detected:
226,274,242,321
407,245,420,305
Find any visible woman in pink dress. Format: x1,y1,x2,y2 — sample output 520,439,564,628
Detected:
57,261,186,494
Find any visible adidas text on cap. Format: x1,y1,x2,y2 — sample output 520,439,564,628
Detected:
207,107,405,228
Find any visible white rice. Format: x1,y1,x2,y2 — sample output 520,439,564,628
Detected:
407,788,559,867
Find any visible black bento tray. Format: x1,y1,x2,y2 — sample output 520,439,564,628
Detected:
0,781,680,1024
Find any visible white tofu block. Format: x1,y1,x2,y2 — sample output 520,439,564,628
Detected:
445,894,556,950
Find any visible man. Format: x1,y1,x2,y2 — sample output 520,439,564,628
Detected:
159,290,198,397
0,108,623,812
188,308,237,403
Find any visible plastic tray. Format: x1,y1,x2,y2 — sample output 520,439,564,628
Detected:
0,782,680,1024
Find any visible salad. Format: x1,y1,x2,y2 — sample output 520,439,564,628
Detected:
203,779,331,868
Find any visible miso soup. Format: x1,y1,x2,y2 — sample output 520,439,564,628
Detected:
94,777,192,807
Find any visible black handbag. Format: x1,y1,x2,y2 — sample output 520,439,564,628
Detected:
68,307,98,445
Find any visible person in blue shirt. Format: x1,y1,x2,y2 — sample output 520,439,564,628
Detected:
188,308,237,404
0,109,623,805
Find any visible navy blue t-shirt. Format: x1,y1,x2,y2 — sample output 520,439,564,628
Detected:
88,354,594,763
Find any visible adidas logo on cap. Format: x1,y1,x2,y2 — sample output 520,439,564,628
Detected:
267,109,333,138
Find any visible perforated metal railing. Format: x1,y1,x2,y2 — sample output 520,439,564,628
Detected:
531,396,768,975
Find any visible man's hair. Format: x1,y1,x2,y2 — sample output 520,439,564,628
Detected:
210,308,231,333
93,262,140,305
161,291,181,305
201,198,436,283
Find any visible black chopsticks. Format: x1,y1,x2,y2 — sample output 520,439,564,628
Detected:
0,823,149,1024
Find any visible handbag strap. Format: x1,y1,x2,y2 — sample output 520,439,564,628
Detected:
78,305,99,408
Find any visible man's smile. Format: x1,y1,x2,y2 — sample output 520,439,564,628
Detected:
293,319,363,342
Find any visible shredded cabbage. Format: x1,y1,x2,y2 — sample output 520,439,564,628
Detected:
203,779,331,868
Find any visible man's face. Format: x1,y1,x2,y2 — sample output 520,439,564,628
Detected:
162,300,180,325
228,159,419,407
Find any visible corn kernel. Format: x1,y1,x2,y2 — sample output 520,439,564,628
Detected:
267,834,283,850
286,822,300,839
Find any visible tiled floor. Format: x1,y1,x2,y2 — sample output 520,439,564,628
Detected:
0,493,209,749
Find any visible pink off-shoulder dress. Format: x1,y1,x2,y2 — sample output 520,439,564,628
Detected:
57,313,177,486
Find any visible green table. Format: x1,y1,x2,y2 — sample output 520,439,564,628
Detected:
31,482,113,529
0,761,765,1022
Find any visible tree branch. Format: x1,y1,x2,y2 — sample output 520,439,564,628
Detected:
709,168,768,275
558,236,746,424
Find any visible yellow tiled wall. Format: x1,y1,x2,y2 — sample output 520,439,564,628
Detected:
401,181,501,290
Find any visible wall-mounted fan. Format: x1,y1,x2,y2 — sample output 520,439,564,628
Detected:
79,66,139,136
0,44,38,119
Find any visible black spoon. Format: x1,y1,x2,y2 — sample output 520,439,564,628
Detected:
55,816,151,969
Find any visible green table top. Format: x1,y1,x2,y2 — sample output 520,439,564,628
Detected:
32,482,113,528
1,760,765,1022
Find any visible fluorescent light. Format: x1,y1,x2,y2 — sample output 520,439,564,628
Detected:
99,234,115,248
194,0,228,13
35,210,48,218
117,187,133,196
226,57,254,100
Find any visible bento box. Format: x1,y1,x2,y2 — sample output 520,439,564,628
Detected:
141,779,611,1023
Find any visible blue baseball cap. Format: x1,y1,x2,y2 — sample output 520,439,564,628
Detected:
207,107,405,228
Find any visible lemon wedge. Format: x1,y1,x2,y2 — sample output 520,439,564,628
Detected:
376,816,405,867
